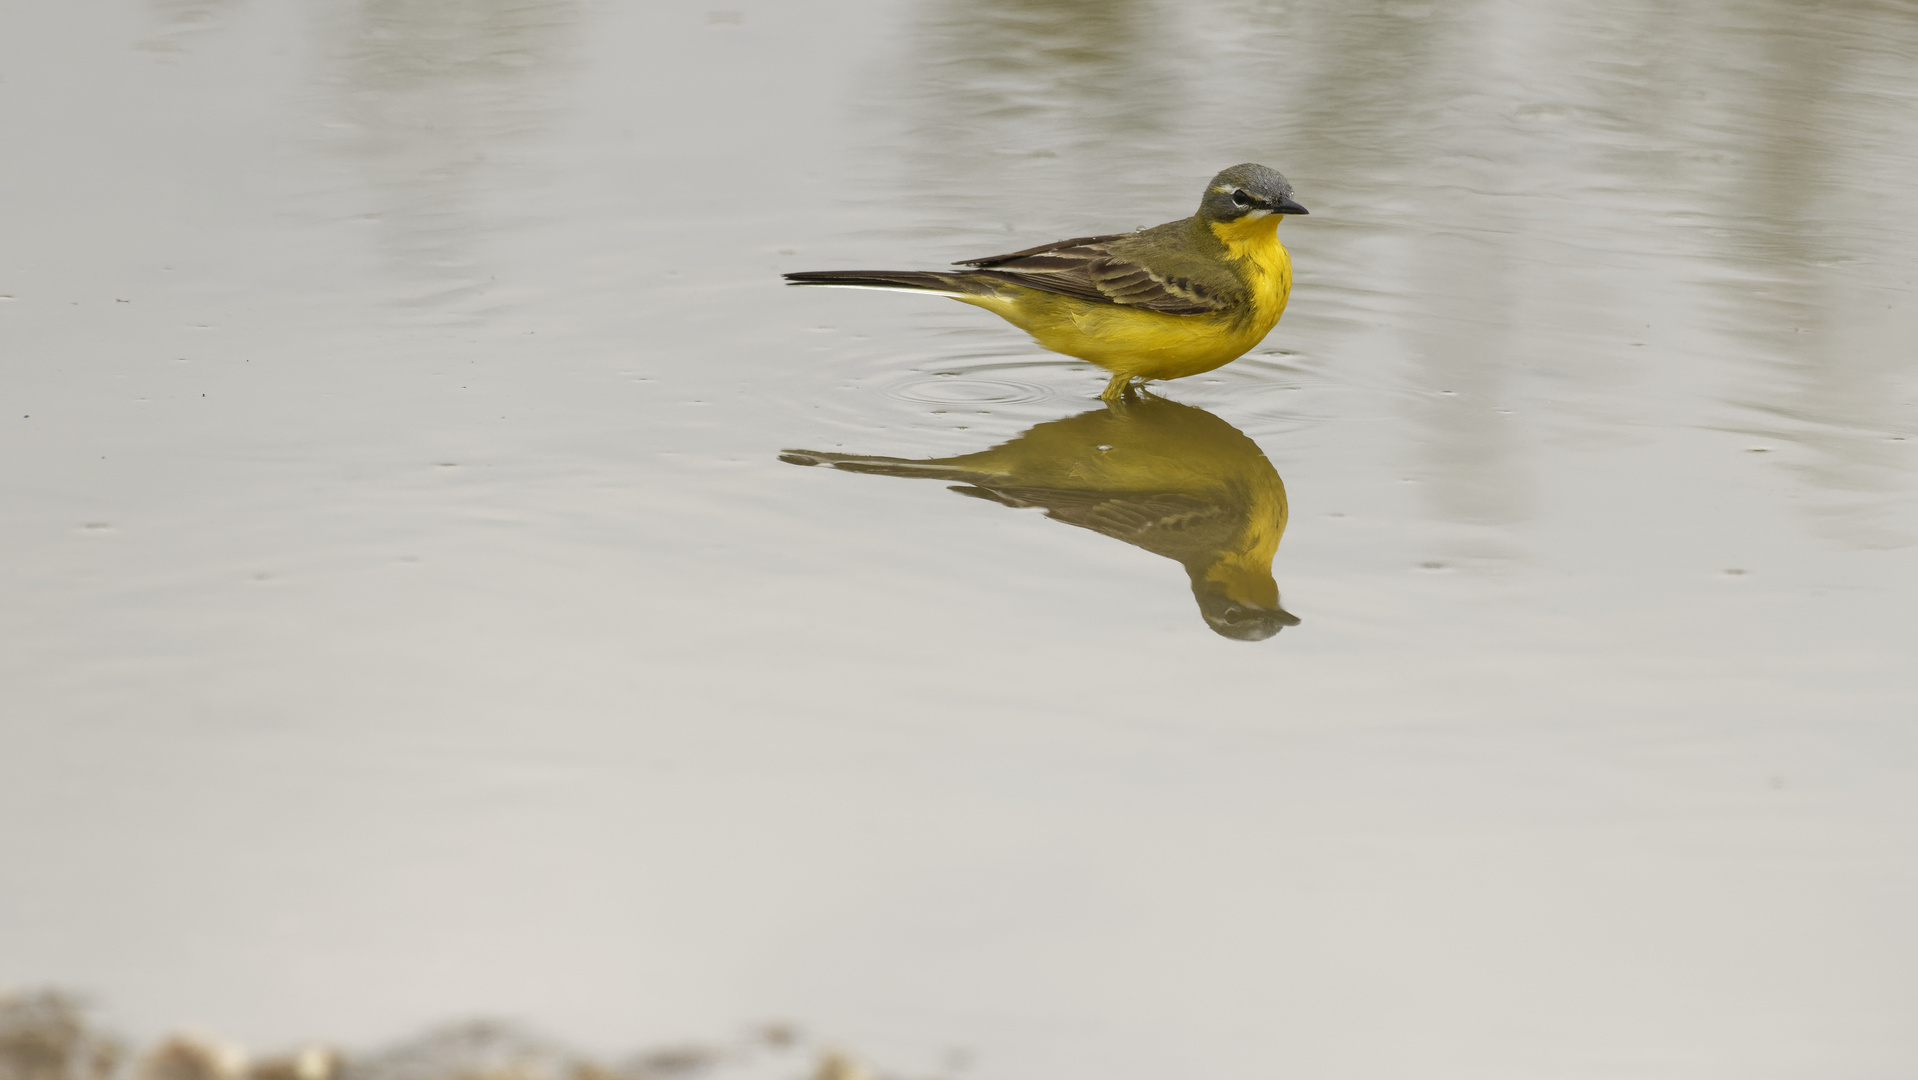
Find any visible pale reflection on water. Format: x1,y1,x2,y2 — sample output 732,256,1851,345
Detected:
3,0,1917,1078
326,0,583,308
866,0,1918,544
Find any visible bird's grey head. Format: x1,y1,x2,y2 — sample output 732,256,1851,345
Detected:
1191,580,1301,641
1199,163,1309,223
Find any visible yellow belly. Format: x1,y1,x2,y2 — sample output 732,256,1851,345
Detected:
958,218,1293,383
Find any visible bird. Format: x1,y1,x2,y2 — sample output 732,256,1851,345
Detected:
784,163,1307,401
781,393,1299,640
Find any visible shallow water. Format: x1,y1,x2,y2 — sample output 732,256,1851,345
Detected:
4,0,1917,1076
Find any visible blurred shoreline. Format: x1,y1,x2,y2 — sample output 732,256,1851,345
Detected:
1,992,889,1080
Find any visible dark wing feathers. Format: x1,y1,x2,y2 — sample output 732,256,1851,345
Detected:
953,235,1132,267
953,234,1232,316
952,486,1234,561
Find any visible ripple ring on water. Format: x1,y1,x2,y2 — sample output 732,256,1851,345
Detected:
885,374,1051,407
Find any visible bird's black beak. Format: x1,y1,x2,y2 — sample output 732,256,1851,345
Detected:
1272,195,1309,215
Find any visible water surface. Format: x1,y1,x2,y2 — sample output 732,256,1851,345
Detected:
4,1,1916,1077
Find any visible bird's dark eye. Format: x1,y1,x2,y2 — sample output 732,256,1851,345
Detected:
1231,190,1251,207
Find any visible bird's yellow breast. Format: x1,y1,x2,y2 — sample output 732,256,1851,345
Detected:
958,216,1292,383
1210,213,1293,331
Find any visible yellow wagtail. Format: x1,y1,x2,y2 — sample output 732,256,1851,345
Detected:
785,163,1307,400
781,393,1299,640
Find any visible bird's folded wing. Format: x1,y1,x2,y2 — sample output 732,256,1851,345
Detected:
954,235,1132,266
954,236,1230,316
955,486,1234,560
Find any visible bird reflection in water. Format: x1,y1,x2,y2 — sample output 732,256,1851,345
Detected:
782,394,1299,640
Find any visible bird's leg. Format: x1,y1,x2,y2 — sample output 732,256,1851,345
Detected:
1100,373,1133,402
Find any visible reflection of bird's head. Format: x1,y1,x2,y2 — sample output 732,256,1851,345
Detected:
1199,163,1309,225
1190,558,1300,641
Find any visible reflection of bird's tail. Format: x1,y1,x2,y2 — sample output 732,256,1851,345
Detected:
782,270,986,297
779,450,973,479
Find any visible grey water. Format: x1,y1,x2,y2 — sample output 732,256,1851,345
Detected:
4,1,1917,1077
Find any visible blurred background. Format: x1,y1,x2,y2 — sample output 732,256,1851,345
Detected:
3,1,1916,1078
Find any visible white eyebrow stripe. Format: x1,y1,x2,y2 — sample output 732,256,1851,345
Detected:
1212,185,1240,194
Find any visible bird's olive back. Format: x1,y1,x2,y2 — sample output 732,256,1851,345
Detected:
1198,163,1297,223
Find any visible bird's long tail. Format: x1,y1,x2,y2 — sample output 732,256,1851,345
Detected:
779,449,980,479
782,270,989,296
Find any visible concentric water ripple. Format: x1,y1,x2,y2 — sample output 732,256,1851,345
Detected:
884,372,1051,407
869,355,1091,421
